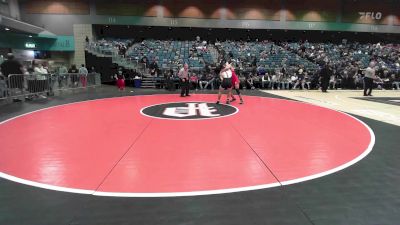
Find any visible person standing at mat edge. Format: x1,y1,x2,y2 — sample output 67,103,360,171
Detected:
178,63,190,97
1,53,23,102
319,62,332,92
363,61,379,96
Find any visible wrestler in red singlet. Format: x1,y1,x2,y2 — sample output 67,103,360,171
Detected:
230,67,244,104
231,69,239,86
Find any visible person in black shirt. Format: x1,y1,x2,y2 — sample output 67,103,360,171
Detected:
199,73,208,90
119,45,127,58
320,63,332,92
149,58,159,77
293,66,306,90
140,55,149,70
85,36,89,45
68,64,78,73
89,66,96,73
166,69,176,91
1,53,24,101
68,64,79,87
0,53,23,79
251,57,257,67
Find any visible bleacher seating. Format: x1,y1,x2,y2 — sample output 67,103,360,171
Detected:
126,40,214,70
87,38,400,81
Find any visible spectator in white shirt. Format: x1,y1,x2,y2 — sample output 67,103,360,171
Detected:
79,64,88,87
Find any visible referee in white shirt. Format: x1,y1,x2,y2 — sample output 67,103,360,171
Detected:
364,61,378,96
178,63,190,97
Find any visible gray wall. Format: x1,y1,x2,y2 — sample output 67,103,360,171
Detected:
0,0,10,17
0,0,20,19
9,0,20,20
22,14,92,35
20,1,95,35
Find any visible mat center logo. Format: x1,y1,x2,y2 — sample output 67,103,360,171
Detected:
141,102,238,120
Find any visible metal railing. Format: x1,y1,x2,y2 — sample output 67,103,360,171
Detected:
0,73,101,101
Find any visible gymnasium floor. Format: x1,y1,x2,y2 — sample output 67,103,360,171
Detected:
0,86,399,225
263,89,400,126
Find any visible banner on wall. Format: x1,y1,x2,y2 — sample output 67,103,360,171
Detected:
36,35,75,51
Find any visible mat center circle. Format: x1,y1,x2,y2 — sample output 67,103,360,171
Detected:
140,102,239,120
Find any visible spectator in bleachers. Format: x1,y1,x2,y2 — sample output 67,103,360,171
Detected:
165,69,175,91
329,73,337,90
390,74,399,90
341,67,352,89
189,73,198,90
199,73,208,90
281,74,291,90
257,65,266,76
293,67,306,90
140,55,149,67
304,72,312,90
281,66,287,76
276,71,284,90
204,72,216,90
261,72,270,89
290,73,298,89
253,73,261,89
149,58,159,77
354,72,363,89
119,45,127,57
87,38,399,91
246,74,255,90
270,72,279,90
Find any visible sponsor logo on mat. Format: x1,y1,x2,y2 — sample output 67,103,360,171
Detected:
141,102,238,120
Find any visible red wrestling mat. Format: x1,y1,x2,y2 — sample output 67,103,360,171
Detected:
0,94,374,197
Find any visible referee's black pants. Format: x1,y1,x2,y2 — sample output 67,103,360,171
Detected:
321,79,329,92
363,77,373,96
180,79,189,96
